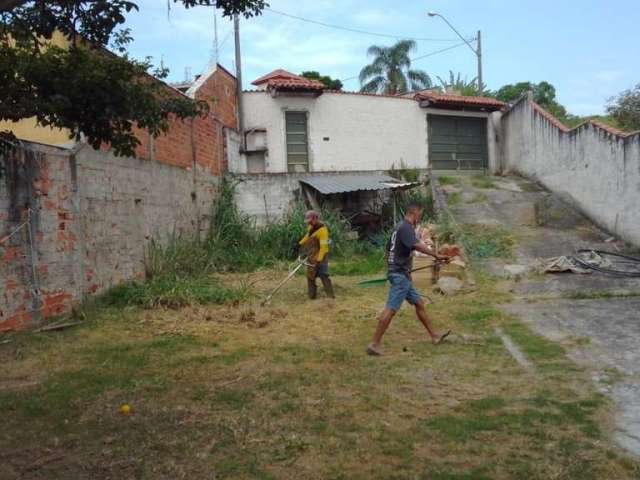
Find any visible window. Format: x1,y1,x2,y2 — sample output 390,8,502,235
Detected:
285,111,308,172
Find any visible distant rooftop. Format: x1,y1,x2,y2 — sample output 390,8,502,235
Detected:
251,69,325,92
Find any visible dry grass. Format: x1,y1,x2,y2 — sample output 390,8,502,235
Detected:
0,270,638,479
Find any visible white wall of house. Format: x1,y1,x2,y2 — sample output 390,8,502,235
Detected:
236,91,428,174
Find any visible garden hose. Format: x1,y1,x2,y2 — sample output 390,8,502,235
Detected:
571,249,640,278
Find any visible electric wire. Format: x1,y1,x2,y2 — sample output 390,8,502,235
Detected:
339,40,471,83
264,7,470,43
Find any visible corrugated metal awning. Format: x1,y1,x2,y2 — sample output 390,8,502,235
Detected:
299,174,419,195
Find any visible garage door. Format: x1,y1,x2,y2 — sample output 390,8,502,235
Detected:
429,115,488,171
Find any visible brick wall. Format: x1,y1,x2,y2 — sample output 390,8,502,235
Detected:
0,65,237,331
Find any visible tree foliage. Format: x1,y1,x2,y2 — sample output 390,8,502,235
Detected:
606,83,640,131
359,40,432,95
0,0,268,156
494,81,568,119
300,71,343,91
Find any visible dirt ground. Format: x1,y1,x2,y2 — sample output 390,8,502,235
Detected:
1,258,640,479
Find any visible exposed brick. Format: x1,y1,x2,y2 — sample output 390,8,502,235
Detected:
1,66,236,331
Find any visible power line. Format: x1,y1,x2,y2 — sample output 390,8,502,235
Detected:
265,7,469,42
219,29,233,49
339,41,471,83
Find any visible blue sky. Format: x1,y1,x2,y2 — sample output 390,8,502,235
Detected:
124,0,640,115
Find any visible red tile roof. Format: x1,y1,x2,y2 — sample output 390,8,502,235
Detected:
251,69,325,91
414,91,506,111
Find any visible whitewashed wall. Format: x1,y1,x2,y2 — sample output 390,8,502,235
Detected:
502,98,640,245
237,91,428,173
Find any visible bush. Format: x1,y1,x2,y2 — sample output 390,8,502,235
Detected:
437,214,515,261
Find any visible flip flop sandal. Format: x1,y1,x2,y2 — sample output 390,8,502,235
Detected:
366,345,383,356
434,330,452,345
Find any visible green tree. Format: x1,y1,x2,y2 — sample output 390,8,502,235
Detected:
606,83,640,131
300,71,343,90
495,81,567,119
358,40,432,95
0,0,267,156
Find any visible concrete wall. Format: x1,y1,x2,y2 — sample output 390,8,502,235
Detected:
237,91,427,173
231,170,393,226
0,66,238,331
502,98,640,245
0,142,220,331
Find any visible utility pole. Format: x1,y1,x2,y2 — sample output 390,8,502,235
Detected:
213,11,219,66
476,30,483,94
233,14,245,148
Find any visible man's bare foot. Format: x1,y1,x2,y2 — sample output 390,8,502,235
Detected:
366,344,383,356
432,330,452,345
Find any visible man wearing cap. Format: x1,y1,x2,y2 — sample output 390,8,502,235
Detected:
298,210,335,299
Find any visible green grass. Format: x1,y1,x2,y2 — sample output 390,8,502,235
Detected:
102,274,249,308
331,252,384,276
470,175,497,189
437,175,461,186
447,191,462,205
455,308,498,331
422,393,603,443
437,217,516,261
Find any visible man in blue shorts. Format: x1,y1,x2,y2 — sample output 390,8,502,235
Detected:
367,203,451,356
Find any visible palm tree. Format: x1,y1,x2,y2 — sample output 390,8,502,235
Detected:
359,40,432,95
437,70,482,96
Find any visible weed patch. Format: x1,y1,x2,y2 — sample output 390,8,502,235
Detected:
438,217,515,261
438,175,461,186
446,191,462,206
471,175,497,189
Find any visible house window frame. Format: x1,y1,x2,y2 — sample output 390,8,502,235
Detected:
284,110,310,172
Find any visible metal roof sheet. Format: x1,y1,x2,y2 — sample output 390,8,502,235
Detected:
299,174,419,195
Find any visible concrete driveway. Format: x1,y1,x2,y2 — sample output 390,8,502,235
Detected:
440,174,640,457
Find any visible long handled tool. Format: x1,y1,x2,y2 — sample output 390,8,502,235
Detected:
261,256,309,306
357,259,450,287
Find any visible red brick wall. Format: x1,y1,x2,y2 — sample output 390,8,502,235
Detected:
0,66,238,331
132,66,238,175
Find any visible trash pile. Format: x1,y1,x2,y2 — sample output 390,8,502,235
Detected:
544,250,640,278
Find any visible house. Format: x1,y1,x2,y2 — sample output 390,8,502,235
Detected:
230,69,506,224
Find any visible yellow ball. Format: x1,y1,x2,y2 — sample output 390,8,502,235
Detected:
119,404,131,415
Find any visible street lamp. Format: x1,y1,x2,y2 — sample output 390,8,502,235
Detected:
428,12,483,95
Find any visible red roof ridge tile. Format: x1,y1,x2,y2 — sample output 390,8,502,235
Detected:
252,69,300,85
415,91,506,110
